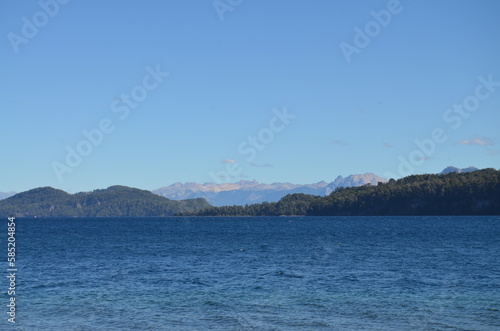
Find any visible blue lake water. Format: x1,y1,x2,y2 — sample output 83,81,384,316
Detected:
2,216,500,330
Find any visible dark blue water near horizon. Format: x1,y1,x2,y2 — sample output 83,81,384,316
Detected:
2,216,500,330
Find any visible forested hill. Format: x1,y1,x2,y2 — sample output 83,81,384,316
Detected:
180,169,500,216
0,185,211,217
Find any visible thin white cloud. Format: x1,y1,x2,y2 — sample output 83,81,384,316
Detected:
332,139,348,146
487,149,500,156
457,137,494,146
383,142,393,148
250,162,273,168
221,158,237,164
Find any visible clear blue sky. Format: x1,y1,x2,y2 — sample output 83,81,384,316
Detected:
1,0,499,193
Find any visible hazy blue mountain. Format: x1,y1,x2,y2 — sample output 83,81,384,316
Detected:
440,166,479,174
152,173,388,206
0,191,16,200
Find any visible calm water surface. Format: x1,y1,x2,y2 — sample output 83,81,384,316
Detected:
2,216,500,330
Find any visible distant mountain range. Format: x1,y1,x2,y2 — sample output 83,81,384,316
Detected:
152,173,387,206
182,168,500,217
0,186,210,218
0,166,484,212
0,167,494,218
153,167,484,206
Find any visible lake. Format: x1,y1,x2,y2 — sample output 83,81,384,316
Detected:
3,216,500,330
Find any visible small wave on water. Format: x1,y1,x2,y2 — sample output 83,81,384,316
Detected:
273,270,305,279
